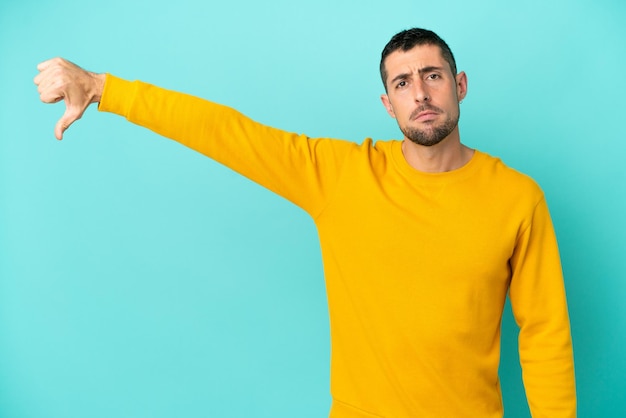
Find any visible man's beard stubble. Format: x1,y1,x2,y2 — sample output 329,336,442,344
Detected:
401,105,460,147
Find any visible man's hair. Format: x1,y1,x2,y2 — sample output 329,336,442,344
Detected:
380,28,457,90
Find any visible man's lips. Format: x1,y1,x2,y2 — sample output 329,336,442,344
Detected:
411,106,443,121
415,111,439,121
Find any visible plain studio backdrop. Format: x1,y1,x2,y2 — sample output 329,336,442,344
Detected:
1,0,624,417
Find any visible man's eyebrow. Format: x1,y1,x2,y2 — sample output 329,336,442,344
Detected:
418,66,445,75
389,66,446,85
389,72,411,85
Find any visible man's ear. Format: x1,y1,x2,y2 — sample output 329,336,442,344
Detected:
381,94,396,118
456,71,468,102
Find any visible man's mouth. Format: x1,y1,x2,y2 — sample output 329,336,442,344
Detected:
410,105,443,121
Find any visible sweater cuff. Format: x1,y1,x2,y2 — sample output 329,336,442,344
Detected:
97,74,136,118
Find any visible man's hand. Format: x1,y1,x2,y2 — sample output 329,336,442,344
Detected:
34,58,106,140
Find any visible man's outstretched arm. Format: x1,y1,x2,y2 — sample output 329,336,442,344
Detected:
34,58,105,140
33,58,353,216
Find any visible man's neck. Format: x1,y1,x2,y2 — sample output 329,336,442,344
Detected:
401,133,474,173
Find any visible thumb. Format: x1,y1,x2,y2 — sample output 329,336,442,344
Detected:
54,106,83,140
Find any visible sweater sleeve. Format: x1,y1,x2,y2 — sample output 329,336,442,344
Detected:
97,74,353,217
509,196,576,417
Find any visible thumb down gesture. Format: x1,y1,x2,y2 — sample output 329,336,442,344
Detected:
34,58,105,140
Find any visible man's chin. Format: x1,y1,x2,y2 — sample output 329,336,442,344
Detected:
406,136,445,147
403,128,447,147
401,120,458,147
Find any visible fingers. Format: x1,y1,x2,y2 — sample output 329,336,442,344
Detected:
36,58,58,72
37,85,64,104
34,58,65,104
34,57,66,86
35,61,69,104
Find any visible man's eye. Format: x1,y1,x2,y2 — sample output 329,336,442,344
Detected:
397,81,407,88
427,74,440,80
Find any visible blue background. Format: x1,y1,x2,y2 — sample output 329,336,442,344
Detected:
1,0,625,416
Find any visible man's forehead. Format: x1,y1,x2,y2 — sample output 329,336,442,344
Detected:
386,44,447,70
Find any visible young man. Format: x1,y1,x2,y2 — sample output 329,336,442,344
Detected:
34,28,576,417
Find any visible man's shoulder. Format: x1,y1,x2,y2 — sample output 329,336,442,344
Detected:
475,150,544,200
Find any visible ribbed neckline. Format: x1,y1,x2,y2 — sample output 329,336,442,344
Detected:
389,140,485,185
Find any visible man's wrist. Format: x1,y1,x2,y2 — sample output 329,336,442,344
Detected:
90,72,106,103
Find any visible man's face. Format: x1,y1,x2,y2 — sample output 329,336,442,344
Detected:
381,44,467,147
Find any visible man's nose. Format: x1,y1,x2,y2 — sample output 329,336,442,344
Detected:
413,80,430,102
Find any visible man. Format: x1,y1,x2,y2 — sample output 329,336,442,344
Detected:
34,28,576,417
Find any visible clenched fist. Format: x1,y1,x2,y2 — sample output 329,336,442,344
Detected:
34,58,106,140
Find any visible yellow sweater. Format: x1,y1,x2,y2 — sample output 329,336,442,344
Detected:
99,75,576,417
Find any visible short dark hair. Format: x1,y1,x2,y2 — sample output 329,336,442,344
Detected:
380,28,457,90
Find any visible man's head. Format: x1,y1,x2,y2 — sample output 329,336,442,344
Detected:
379,28,466,148
380,28,457,91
